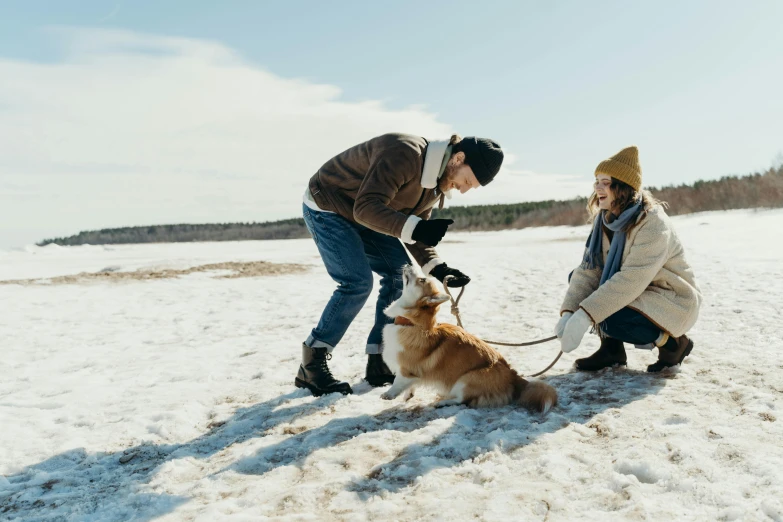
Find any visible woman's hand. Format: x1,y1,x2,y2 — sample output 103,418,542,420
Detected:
554,312,573,338
560,309,593,353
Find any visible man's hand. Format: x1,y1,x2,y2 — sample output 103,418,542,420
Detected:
560,309,593,353
430,263,471,287
411,219,453,247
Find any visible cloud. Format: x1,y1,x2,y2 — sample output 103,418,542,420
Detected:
0,28,583,248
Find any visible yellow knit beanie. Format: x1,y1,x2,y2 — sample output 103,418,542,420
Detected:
595,146,642,191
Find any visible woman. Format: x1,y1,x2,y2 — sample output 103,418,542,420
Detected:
555,146,702,372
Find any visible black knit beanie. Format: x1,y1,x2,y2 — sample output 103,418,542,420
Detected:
457,137,504,186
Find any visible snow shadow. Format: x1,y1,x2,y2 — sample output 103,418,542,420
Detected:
226,369,666,499
0,389,342,521
226,402,451,477
347,369,666,497
1,370,667,518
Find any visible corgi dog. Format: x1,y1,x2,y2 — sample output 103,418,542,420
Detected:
380,265,557,412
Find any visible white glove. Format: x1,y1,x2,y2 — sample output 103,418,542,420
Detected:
560,309,593,353
554,312,573,338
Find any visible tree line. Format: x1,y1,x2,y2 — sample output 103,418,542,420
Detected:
38,165,783,246
432,164,783,229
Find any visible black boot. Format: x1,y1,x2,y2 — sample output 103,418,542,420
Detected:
295,344,353,396
365,354,395,387
575,337,627,371
647,335,694,372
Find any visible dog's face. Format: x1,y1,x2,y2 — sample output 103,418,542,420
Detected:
384,265,450,326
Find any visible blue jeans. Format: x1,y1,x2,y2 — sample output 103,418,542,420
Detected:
302,204,410,354
568,270,660,347
600,308,661,347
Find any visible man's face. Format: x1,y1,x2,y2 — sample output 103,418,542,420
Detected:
438,153,480,194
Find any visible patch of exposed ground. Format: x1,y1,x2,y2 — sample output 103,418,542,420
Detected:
0,261,309,286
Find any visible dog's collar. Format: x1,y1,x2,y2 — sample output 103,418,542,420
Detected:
394,316,414,326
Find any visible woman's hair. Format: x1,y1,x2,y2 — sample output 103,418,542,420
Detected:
587,178,667,230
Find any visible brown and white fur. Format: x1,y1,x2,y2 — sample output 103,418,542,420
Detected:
380,265,557,413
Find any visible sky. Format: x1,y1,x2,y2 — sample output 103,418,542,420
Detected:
0,0,782,248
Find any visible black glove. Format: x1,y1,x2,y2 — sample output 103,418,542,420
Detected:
411,219,453,247
430,263,471,287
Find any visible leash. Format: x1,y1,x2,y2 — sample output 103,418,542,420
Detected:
441,276,562,377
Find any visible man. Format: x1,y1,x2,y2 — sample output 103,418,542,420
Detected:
298,133,504,396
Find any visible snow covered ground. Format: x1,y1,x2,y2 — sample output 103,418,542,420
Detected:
1,208,782,521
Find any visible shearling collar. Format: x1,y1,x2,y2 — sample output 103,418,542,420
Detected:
421,140,452,199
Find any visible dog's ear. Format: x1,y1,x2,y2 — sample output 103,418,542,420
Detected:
425,293,450,306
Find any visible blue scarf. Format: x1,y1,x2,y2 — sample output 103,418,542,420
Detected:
581,203,643,285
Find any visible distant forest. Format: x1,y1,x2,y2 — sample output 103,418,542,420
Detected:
39,165,783,246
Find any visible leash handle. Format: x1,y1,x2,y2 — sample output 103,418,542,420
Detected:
441,276,466,328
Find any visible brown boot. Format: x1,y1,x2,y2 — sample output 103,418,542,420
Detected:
575,337,627,371
647,335,694,372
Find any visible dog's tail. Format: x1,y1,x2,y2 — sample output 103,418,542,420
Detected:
514,374,557,413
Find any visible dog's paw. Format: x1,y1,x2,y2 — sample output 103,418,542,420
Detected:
402,389,415,401
380,392,396,400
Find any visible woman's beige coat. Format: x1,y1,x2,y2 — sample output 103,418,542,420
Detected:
561,205,702,337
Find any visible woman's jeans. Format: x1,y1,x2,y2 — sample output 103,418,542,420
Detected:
302,204,410,354
568,270,661,348
601,307,661,348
